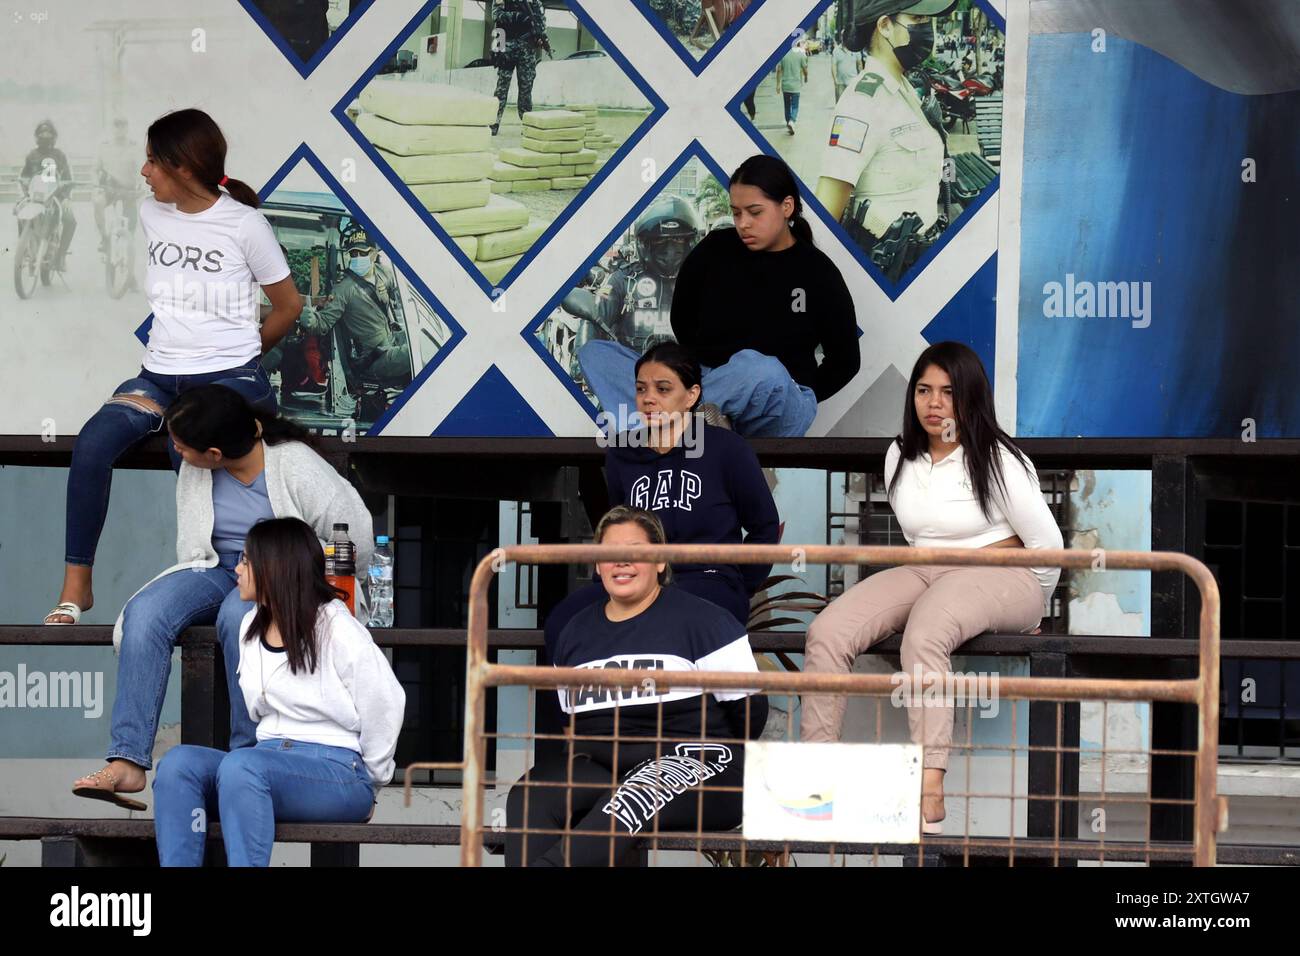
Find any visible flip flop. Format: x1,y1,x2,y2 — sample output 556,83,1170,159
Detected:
44,602,84,626
72,766,148,812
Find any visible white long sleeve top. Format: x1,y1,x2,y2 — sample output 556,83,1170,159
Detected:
885,440,1064,603
237,599,405,791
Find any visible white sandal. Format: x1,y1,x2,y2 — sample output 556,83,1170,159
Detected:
44,602,84,626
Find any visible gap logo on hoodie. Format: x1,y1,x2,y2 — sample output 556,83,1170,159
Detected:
629,469,702,512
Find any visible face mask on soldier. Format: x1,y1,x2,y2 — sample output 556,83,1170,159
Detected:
888,17,934,71
348,254,372,278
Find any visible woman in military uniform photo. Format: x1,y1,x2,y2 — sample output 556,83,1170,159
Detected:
814,0,955,281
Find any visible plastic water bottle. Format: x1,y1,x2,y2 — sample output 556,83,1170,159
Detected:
367,535,394,628
326,523,357,615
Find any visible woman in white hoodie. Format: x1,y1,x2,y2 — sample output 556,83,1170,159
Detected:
71,385,373,810
152,517,404,866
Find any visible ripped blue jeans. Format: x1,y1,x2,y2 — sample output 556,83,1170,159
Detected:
64,359,276,566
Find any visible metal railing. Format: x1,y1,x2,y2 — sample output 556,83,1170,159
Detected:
405,544,1222,866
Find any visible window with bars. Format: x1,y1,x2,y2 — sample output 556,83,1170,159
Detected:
1207,497,1300,761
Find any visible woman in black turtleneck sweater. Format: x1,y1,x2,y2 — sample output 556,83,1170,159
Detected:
578,154,860,438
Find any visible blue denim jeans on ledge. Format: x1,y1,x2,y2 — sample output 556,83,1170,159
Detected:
153,739,374,867
577,340,818,437
107,555,254,768
64,358,276,567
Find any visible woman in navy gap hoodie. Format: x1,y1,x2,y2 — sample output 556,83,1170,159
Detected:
545,342,781,656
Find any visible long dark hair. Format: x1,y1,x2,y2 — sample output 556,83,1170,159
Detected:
146,108,261,209
729,154,814,245
634,341,703,411
888,341,1032,519
242,518,343,675
165,385,313,459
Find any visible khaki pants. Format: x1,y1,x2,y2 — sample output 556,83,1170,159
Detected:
800,565,1045,769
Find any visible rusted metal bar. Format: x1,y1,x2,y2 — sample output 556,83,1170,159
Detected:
482,664,1200,704
1194,566,1222,866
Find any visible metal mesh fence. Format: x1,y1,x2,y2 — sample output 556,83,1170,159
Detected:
407,544,1223,866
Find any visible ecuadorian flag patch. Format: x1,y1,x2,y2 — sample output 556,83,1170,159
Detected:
829,115,868,152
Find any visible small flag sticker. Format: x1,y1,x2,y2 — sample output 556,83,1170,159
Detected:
829,115,868,152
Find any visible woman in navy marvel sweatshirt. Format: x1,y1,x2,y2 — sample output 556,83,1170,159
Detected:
545,342,780,652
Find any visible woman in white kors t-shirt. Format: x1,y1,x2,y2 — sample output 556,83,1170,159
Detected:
46,108,302,627
801,341,1063,833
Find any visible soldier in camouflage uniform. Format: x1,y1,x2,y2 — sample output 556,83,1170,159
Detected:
491,0,550,135
298,226,412,389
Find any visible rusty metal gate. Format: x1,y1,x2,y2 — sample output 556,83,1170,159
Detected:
406,545,1223,866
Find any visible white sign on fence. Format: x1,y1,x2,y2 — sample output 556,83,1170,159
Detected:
742,741,923,844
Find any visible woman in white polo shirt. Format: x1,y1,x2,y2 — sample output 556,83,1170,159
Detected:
801,341,1062,833
45,108,302,627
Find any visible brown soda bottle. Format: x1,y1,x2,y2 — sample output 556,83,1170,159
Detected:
326,523,357,615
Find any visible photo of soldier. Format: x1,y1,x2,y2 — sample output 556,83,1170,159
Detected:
644,0,759,59
20,120,77,274
297,224,413,392
568,194,699,356
258,171,454,434
537,160,717,408
490,0,553,135
742,0,1003,284
249,0,369,66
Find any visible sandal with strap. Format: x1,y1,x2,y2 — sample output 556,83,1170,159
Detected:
44,602,85,626
72,766,148,812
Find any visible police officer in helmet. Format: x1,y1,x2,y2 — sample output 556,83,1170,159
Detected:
21,119,78,272
567,194,704,356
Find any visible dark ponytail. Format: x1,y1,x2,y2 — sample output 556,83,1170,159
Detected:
730,154,815,246
165,385,314,459
146,108,261,209
217,176,261,209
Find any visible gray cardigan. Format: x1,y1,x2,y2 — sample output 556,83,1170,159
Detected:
113,440,374,650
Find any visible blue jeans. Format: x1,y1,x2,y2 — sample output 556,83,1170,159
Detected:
65,358,276,566
153,739,374,867
218,585,259,752
108,558,251,768
782,91,801,123
578,340,818,437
